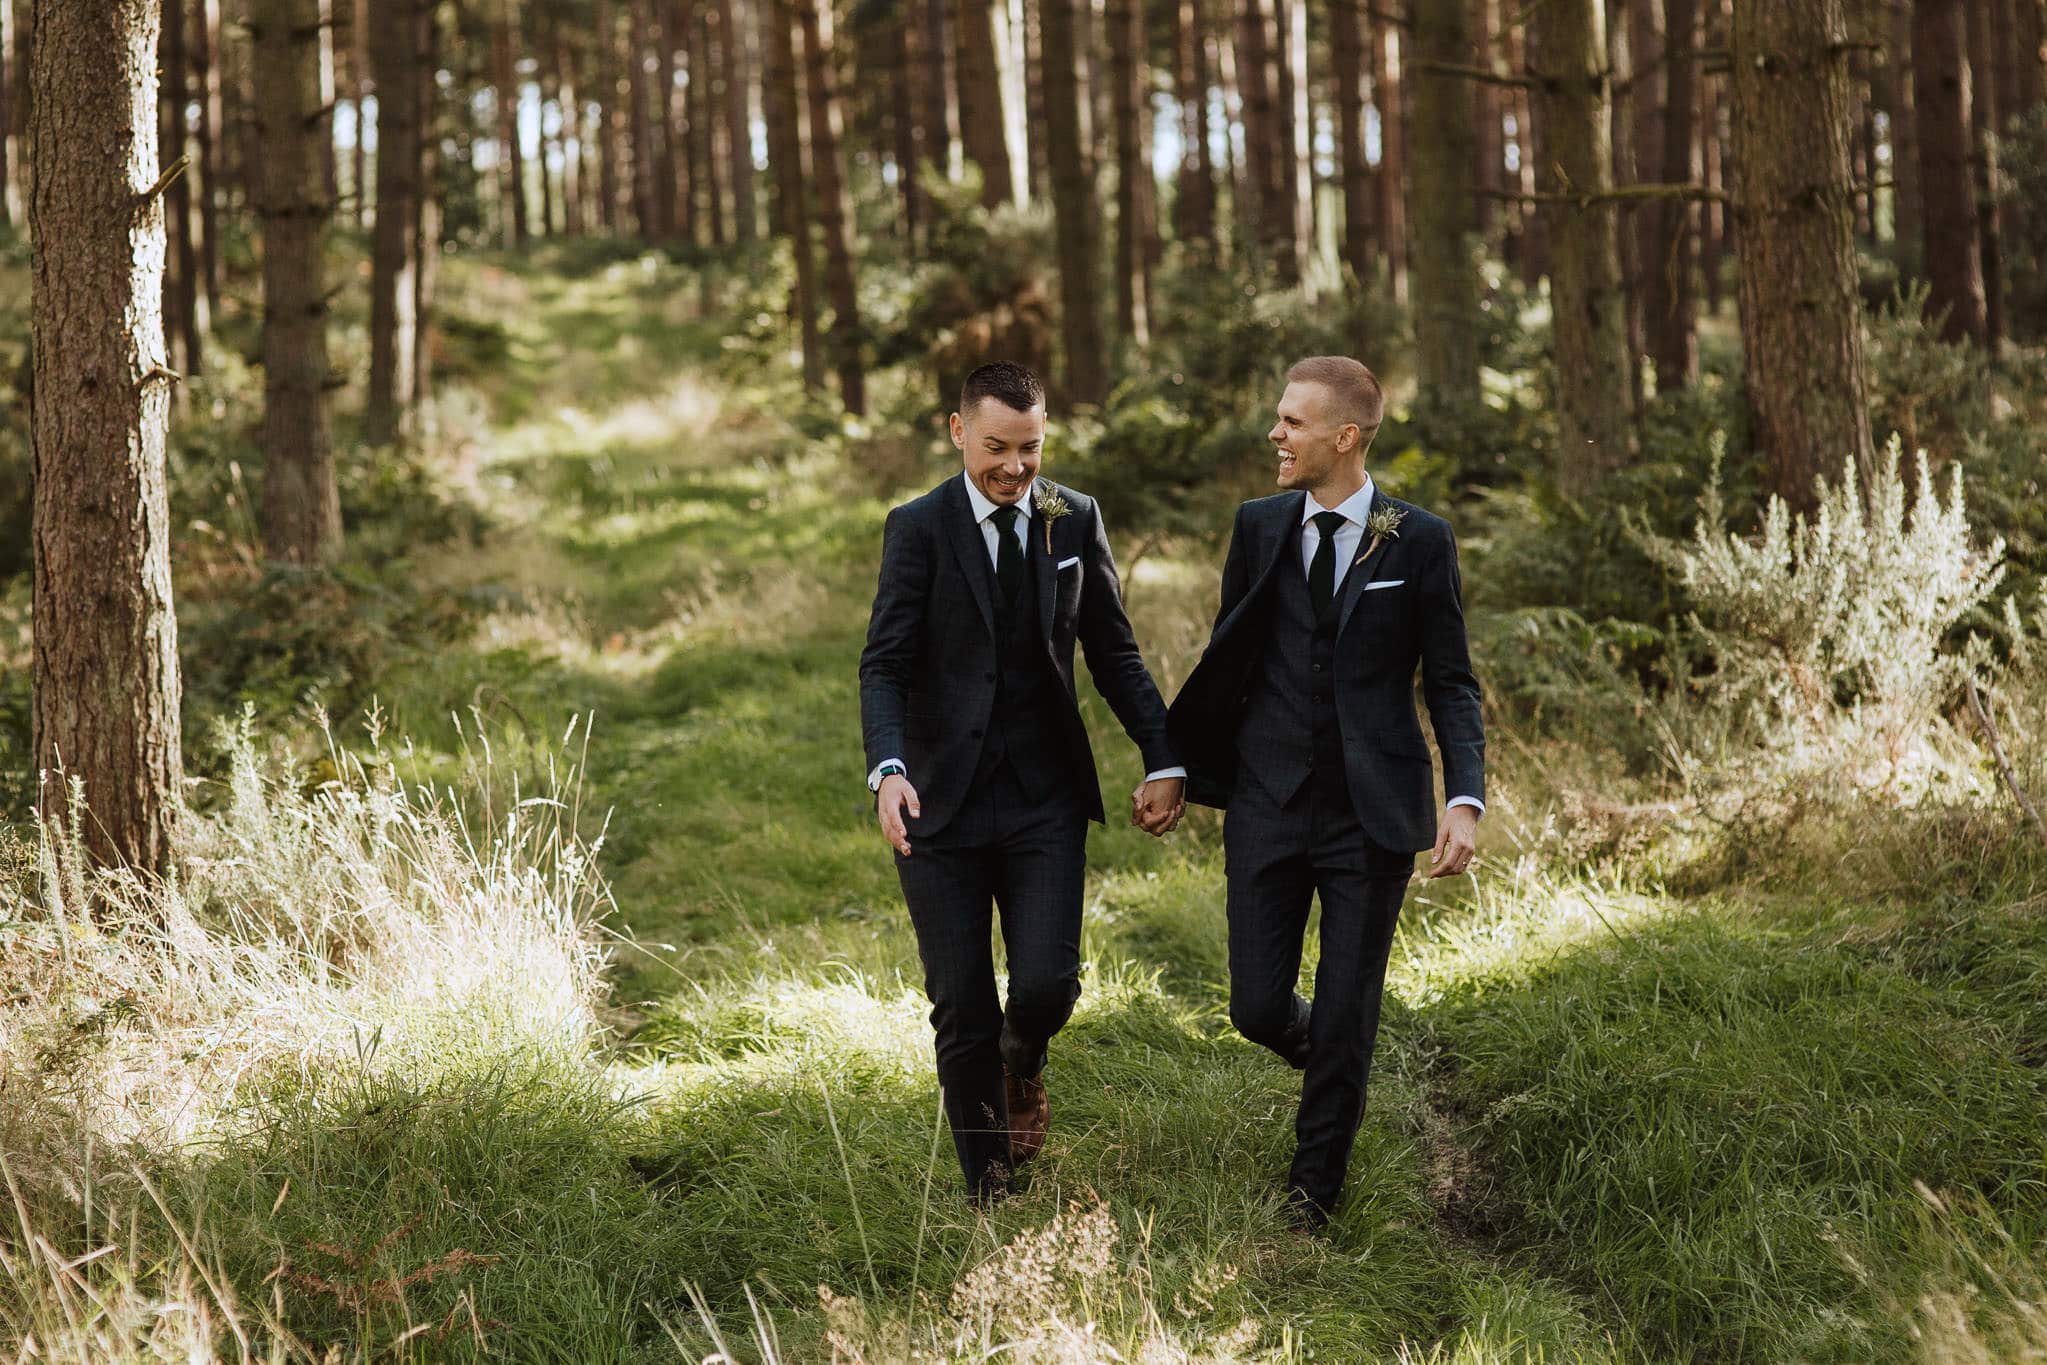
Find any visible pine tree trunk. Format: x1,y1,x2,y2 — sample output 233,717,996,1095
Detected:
1330,0,1367,281
538,32,559,234
161,0,204,377
365,0,418,442
1730,0,1873,514
1370,5,1406,303
493,0,526,246
692,4,726,244
0,0,12,225
1473,0,1504,237
1410,0,1482,414
1175,0,1215,246
890,0,922,241
924,0,959,182
351,0,368,226
1646,0,1699,387
1965,0,2003,349
1235,0,1276,266
1885,0,1920,272
1529,0,1637,489
1700,36,1724,310
1914,0,1985,342
595,0,622,232
1625,0,1665,385
255,0,340,564
29,0,184,874
1109,0,1146,342
410,0,437,412
627,0,656,235
796,0,862,411
1278,0,1309,282
720,0,756,240
764,0,822,387
2011,0,2042,115
956,0,1013,205
1042,0,1106,401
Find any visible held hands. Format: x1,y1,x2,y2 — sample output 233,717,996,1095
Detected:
876,773,921,856
1129,776,1187,837
1428,804,1479,878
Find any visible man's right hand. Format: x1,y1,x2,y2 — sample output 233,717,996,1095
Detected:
877,773,922,856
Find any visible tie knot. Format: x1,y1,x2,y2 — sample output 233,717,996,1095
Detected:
991,504,1021,531
1312,510,1346,540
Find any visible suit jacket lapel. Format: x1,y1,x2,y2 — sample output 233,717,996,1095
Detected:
1250,492,1305,602
1035,485,1059,646
1337,486,1394,639
942,476,998,638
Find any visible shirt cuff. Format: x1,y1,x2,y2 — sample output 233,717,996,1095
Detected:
1447,795,1485,815
1143,766,1188,782
868,758,906,792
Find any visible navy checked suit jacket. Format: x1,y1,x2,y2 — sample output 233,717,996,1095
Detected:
1166,488,1485,853
859,475,1176,837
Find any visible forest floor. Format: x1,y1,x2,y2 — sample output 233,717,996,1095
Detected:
11,246,2047,1362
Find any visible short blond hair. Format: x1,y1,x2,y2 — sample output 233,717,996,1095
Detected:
1286,356,1385,439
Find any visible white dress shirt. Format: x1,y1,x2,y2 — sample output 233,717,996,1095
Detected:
1302,476,1483,818
869,473,1187,790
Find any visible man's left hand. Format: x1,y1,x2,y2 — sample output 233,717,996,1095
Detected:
1131,776,1186,836
1428,805,1479,878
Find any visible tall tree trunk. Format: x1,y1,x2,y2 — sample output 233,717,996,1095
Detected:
1965,0,2003,348
957,0,1014,205
1109,0,1146,342
891,0,922,242
627,0,656,235
1175,0,1216,247
2010,0,2043,116
1473,0,1504,238
1914,0,1986,342
365,0,418,442
255,0,340,564
596,0,624,232
1410,0,1482,415
720,0,756,240
555,30,583,235
351,0,368,226
1625,0,1665,389
1886,0,1921,272
1279,0,1310,282
1529,0,1637,490
410,0,437,413
1370,5,1406,303
29,0,184,874
161,0,204,378
1042,0,1105,401
924,0,960,182
0,0,12,224
1330,0,1367,282
1700,35,1724,310
1730,0,1873,514
493,0,526,246
764,0,821,387
538,31,559,234
1235,0,1278,267
654,0,681,239
1506,0,1544,285
797,0,862,411
693,3,726,244
1646,0,1699,388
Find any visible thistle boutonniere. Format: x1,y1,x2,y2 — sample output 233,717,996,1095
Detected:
1358,504,1406,565
1032,483,1072,554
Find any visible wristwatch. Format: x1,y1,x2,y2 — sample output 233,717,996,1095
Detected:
868,761,905,793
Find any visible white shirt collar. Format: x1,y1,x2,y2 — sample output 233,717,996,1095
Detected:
1301,472,1376,526
961,469,1037,524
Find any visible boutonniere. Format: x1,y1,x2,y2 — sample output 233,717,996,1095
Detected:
1032,483,1072,554
1357,504,1406,565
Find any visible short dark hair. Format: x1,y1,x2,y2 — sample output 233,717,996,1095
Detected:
1286,356,1385,436
959,362,1046,417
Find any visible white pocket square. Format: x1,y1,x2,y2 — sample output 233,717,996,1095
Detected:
1363,579,1405,591
1056,555,1082,571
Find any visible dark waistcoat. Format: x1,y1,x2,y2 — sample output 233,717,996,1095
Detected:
1234,548,1348,807
974,543,1067,799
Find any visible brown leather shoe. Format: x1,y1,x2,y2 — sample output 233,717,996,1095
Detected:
1004,1068,1049,1164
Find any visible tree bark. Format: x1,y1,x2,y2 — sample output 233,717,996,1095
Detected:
493,0,526,246
350,0,367,226
1410,0,1482,414
1370,5,1406,303
1473,0,1504,237
1109,0,1146,342
1174,0,1215,247
161,0,204,377
1914,0,1986,342
797,0,862,411
1529,0,1637,489
1646,0,1699,388
0,0,12,224
29,0,185,874
1330,0,1368,282
365,0,418,442
693,2,727,244
409,0,437,412
596,0,623,232
1235,0,1281,269
1041,0,1106,401
720,0,756,239
1729,0,1874,515
254,0,340,564
956,0,1014,205
1277,0,1309,280
763,0,820,386
1885,0,1920,272
1965,0,2003,348
2010,0,2042,116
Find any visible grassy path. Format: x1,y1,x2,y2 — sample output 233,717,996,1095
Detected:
305,252,2047,1362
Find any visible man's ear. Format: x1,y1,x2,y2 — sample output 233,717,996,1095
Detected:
1338,423,1361,453
949,411,965,448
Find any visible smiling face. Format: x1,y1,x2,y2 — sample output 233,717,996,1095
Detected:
1269,380,1365,503
952,397,1046,505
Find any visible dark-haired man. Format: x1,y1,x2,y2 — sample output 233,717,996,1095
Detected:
1167,356,1485,1228
859,362,1185,1204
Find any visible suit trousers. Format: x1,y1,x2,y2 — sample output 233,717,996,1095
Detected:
1223,772,1411,1215
895,759,1088,1197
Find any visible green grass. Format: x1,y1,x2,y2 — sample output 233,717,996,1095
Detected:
8,247,2046,1362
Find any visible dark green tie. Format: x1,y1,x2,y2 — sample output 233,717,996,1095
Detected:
1308,510,1345,608
990,504,1024,603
